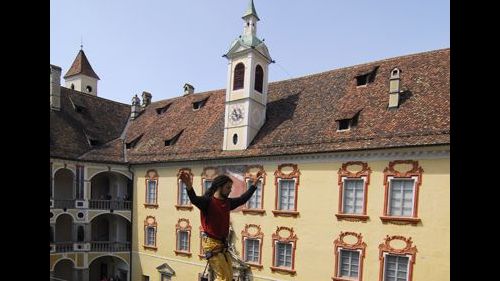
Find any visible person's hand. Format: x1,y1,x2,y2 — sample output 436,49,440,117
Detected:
179,171,193,189
250,170,264,186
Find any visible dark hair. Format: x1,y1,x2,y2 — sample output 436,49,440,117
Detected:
204,175,232,197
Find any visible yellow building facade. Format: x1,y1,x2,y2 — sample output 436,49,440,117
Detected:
132,145,449,281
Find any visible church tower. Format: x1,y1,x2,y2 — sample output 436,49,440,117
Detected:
223,0,272,151
63,49,100,96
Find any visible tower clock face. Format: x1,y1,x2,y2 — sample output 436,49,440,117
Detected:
229,105,245,125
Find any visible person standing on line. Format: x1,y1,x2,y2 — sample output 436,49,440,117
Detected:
179,170,263,281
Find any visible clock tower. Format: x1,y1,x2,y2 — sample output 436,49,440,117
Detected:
223,0,272,151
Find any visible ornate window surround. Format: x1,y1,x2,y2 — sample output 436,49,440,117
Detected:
143,216,157,250
176,168,193,210
381,160,423,225
378,235,417,281
332,232,367,281
174,218,192,256
200,167,218,195
242,165,266,215
241,224,264,268
272,164,300,217
336,162,371,221
270,226,298,275
144,170,159,208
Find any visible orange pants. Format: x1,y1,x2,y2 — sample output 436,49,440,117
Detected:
202,235,233,281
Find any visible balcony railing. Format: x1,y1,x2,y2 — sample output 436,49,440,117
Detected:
53,242,74,253
88,200,132,210
51,241,130,253
53,199,75,209
90,241,131,252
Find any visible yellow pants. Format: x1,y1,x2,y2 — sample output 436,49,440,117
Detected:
202,235,233,281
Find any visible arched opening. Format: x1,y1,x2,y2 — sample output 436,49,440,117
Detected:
55,214,73,242
89,255,129,281
54,168,74,200
254,65,264,93
91,214,131,252
233,63,245,90
90,171,132,210
233,134,238,145
86,85,93,93
53,259,75,281
71,84,75,90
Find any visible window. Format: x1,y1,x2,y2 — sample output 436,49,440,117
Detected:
336,111,360,131
388,179,414,216
174,218,192,256
241,224,263,267
233,134,238,145
233,63,245,90
142,275,150,281
192,98,208,110
86,85,92,93
381,160,423,225
201,167,218,195
77,225,85,242
176,169,193,210
144,170,159,207
336,162,371,221
156,103,171,115
143,216,157,250
273,164,300,217
379,235,417,281
75,165,84,199
198,227,205,258
333,232,366,281
254,65,264,93
71,84,75,90
355,66,378,86
126,134,143,149
165,130,183,146
278,179,295,210
384,255,409,281
271,226,297,274
243,165,266,214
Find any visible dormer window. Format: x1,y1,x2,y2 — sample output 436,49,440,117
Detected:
126,134,143,149
233,63,245,90
155,103,171,115
192,98,208,110
69,97,86,113
336,111,360,131
89,139,99,146
165,130,184,146
355,66,379,86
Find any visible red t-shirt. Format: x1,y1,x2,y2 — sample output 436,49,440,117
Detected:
201,196,231,240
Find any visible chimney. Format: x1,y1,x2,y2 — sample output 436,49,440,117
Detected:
130,94,141,120
50,64,62,111
142,91,152,107
183,83,195,96
388,68,401,109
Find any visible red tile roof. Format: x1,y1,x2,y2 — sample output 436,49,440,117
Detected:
63,50,100,80
51,48,449,164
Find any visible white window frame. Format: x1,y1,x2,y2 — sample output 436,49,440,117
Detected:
244,238,260,263
146,226,156,246
246,179,263,209
202,179,213,194
341,177,366,214
337,248,361,279
387,176,417,217
382,253,411,281
146,179,157,204
275,241,293,268
177,230,189,252
178,180,190,206
277,178,296,211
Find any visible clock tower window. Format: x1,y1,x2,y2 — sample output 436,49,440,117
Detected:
254,65,264,93
233,134,238,145
233,63,245,90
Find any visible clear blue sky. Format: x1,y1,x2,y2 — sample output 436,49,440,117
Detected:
50,0,449,105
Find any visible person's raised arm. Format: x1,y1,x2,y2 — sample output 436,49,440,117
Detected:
179,171,208,211
230,170,264,210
